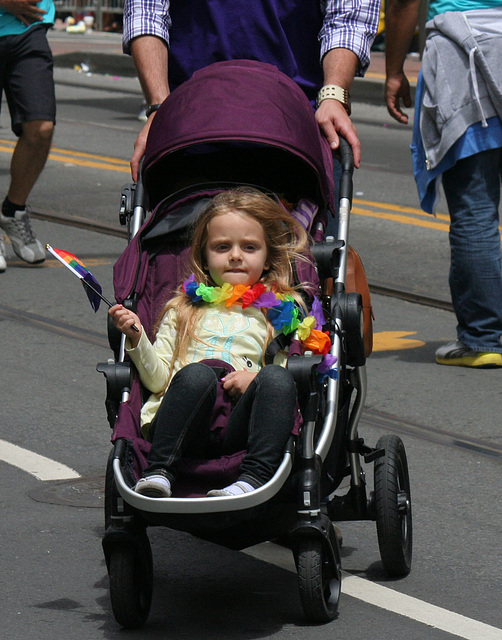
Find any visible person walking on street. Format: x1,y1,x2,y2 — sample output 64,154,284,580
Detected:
0,0,56,270
385,0,502,367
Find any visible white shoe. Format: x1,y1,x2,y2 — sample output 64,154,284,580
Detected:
207,480,256,496
0,207,45,264
134,475,172,498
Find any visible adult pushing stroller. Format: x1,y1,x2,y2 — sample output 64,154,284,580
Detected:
98,60,413,629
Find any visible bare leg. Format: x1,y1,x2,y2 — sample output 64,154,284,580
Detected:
0,120,52,263
7,120,54,205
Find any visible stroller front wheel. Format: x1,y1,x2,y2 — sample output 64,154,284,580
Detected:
108,540,153,628
297,537,340,623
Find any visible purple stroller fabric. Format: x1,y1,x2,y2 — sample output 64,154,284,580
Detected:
143,59,334,212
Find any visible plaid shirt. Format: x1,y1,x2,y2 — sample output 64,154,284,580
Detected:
122,0,380,76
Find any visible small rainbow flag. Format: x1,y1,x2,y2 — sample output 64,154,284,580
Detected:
46,245,109,312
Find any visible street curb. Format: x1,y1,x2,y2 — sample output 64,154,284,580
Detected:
53,52,416,106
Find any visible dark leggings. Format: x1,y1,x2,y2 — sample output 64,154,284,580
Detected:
144,362,297,488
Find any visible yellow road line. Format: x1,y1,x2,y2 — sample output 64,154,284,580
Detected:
1,138,130,173
353,198,502,236
47,152,130,173
354,197,450,222
49,147,129,166
352,205,451,232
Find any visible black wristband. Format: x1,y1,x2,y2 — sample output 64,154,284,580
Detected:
145,103,162,118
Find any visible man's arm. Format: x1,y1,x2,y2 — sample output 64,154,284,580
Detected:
316,47,361,167
123,0,172,180
385,0,421,124
131,35,170,106
129,35,170,180
317,0,382,167
0,0,45,25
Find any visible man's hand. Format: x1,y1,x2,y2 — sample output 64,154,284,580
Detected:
0,0,46,25
131,115,155,182
315,98,361,168
319,47,360,167
385,73,412,124
222,370,257,399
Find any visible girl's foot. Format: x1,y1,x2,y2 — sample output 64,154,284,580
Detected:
207,480,255,497
134,475,172,498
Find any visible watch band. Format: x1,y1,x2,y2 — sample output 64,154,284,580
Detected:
145,103,162,118
316,85,351,115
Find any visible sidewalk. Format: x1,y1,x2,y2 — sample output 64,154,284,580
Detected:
48,29,421,105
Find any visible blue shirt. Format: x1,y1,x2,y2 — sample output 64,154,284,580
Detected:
0,0,55,37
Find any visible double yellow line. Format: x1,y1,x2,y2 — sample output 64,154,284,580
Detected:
0,138,130,173
353,198,451,232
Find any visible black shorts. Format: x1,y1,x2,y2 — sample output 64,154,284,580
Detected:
0,24,56,136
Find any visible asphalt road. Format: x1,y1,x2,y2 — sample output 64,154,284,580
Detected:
1,68,501,640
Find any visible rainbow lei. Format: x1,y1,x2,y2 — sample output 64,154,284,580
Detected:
182,274,336,364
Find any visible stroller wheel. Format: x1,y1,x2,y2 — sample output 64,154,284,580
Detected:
109,541,153,629
297,537,341,623
374,434,413,576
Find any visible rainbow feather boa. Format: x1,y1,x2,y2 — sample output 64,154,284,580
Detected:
182,274,337,374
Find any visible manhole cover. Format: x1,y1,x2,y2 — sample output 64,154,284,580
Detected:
29,476,105,508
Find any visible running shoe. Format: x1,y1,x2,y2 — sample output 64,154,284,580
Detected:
134,475,172,498
0,207,45,264
207,480,255,496
435,340,502,368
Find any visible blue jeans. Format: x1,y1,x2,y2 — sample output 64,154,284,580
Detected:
144,362,297,488
442,148,502,352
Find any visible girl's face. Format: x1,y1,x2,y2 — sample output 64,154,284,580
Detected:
205,211,270,287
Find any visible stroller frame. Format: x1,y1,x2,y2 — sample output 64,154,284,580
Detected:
98,62,412,629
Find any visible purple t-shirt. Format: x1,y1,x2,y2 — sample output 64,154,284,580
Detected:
169,0,324,102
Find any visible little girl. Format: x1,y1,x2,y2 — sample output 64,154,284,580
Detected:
109,187,329,498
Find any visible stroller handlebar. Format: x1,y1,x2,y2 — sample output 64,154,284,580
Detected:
337,136,354,175
336,136,354,205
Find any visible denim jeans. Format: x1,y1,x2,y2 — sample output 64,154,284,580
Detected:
144,362,297,488
442,148,502,352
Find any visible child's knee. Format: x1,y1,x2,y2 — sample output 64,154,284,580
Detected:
173,362,218,390
259,365,295,395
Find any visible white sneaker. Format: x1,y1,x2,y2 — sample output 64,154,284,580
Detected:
207,480,256,496
134,475,172,498
0,207,45,264
0,236,6,272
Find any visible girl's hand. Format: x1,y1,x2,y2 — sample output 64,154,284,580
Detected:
222,371,257,398
109,304,142,347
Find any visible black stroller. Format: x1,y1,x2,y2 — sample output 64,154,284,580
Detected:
98,60,413,629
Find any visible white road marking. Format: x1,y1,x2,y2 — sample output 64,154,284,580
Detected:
0,439,81,481
243,542,502,640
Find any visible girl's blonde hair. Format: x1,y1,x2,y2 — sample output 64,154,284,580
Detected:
159,187,311,384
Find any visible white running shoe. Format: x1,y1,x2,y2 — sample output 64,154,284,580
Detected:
134,475,172,498
0,207,45,264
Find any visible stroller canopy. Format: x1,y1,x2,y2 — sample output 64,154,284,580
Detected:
143,60,335,212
